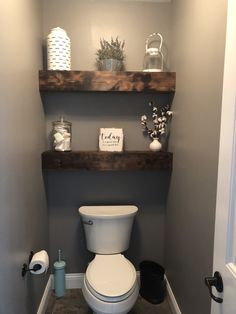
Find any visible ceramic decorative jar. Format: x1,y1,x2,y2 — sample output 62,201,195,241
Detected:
149,138,162,152
47,27,71,70
52,117,72,151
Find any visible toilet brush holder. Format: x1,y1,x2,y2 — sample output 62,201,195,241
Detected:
54,249,66,298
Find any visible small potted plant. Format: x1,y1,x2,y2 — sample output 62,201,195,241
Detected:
96,37,125,71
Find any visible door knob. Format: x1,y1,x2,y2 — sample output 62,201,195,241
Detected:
204,271,223,303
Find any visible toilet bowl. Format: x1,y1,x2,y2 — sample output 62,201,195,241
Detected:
82,254,139,314
79,205,139,314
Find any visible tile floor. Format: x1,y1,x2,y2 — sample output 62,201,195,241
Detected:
45,289,172,314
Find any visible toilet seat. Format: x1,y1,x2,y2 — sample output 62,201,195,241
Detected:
85,277,137,303
85,254,137,302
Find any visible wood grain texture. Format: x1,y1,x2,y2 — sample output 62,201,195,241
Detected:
42,151,173,171
39,70,176,92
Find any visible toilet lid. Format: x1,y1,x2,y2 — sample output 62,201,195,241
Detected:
86,254,136,298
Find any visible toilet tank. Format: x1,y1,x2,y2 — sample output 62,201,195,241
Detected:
78,205,138,254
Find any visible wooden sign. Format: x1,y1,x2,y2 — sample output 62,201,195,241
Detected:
99,128,124,152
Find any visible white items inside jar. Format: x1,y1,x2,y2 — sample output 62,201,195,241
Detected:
52,116,72,151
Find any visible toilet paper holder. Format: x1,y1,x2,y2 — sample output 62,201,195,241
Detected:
21,251,42,277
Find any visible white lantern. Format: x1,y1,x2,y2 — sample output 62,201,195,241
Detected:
47,27,71,70
143,33,164,72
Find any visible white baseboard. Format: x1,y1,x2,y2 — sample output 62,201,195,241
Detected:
65,273,84,289
37,275,53,314
37,272,181,314
49,272,84,289
165,276,182,314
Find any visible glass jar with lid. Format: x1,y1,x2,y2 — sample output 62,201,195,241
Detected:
52,116,72,151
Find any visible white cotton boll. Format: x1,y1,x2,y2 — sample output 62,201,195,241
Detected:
141,115,147,121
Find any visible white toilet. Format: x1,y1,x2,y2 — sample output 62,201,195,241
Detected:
78,205,139,314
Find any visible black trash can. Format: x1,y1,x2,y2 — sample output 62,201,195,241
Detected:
139,261,166,304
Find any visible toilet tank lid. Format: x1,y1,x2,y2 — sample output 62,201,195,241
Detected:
78,205,138,218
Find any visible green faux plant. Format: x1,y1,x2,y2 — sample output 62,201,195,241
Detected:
96,37,125,62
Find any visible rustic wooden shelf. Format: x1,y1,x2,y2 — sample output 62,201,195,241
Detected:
39,70,176,93
42,151,173,171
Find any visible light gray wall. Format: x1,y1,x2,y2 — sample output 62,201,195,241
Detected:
42,0,173,272
165,1,227,313
42,0,171,71
0,1,49,313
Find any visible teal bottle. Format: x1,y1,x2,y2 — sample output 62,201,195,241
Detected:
54,249,66,297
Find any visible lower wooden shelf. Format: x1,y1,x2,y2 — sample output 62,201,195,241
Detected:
42,151,173,171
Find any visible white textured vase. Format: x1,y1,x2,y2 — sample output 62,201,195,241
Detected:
149,138,162,152
47,27,71,70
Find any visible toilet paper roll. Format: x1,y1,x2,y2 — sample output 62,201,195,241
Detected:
29,250,49,275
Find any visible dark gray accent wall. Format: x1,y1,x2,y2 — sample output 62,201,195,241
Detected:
44,170,171,272
0,1,49,313
165,1,227,313
43,92,173,272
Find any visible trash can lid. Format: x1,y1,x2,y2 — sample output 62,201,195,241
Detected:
140,261,165,277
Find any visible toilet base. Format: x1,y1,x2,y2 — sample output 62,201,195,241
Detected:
82,277,139,314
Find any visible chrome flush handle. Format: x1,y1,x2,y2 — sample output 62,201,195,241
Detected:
82,220,93,225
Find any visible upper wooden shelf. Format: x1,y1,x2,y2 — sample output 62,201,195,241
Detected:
42,151,173,171
39,70,176,93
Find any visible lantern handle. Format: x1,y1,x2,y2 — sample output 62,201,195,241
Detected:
145,33,163,51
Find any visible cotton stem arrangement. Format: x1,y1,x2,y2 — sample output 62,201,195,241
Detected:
141,101,172,141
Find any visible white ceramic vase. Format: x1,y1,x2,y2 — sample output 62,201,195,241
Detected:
47,27,71,70
149,138,162,152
